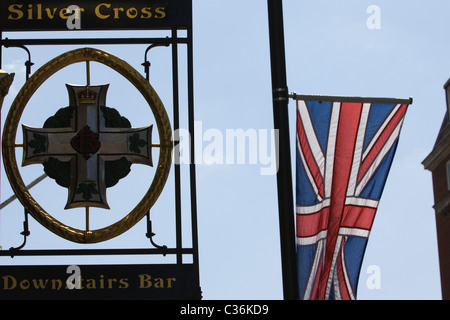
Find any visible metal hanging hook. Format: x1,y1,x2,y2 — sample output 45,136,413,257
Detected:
142,38,170,81
9,209,31,257
146,210,167,255
3,38,34,80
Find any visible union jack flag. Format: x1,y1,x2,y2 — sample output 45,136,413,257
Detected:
295,95,411,300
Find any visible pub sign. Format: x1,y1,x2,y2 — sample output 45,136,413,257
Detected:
0,0,192,31
0,0,199,300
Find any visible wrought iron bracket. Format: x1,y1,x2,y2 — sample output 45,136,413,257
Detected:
146,210,167,255
9,209,30,257
3,39,34,80
142,38,170,81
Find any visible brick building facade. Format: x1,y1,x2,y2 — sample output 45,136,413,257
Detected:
423,79,450,300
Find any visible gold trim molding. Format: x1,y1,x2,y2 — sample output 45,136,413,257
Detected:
2,48,172,243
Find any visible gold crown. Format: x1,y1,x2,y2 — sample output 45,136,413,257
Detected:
78,88,97,104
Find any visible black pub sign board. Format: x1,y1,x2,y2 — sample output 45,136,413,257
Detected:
0,0,192,31
0,264,201,299
0,0,197,301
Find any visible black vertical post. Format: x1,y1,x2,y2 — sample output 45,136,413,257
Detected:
171,28,183,265
187,21,201,296
267,0,299,300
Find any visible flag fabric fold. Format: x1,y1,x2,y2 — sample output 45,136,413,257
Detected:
295,96,411,300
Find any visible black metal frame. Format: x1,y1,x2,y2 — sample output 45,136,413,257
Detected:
289,93,413,105
0,15,200,295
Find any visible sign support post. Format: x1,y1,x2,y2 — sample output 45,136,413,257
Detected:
267,0,299,300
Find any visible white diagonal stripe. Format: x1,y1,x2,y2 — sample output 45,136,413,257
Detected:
324,102,340,198
362,104,401,160
297,100,325,177
297,229,328,246
356,117,405,195
347,103,371,196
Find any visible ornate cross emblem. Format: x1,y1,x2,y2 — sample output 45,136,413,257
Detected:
3,48,172,243
22,84,154,210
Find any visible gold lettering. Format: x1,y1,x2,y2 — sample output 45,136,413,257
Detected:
126,7,138,19
107,278,117,289
8,4,24,20
75,7,85,19
167,277,176,288
27,4,32,20
32,278,49,289
67,7,85,20
155,7,166,19
99,274,105,289
113,7,124,19
45,8,57,19
19,279,30,290
137,274,176,289
138,274,152,289
85,279,96,289
141,7,152,19
1,275,17,290
153,277,164,288
6,3,167,23
95,3,111,19
119,278,129,289
36,3,42,20
59,8,71,19
51,279,63,290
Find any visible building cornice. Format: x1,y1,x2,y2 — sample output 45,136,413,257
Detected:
435,192,450,216
423,124,450,171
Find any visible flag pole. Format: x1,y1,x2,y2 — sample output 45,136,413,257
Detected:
267,0,299,300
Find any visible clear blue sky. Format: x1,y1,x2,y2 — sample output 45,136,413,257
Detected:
0,0,447,299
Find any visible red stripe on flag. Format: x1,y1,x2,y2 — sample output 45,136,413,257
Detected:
297,208,330,238
318,102,363,299
341,205,377,230
297,110,324,198
357,104,407,183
